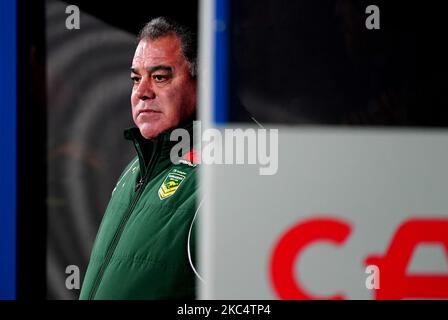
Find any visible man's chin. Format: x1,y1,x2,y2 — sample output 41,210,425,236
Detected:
138,126,161,140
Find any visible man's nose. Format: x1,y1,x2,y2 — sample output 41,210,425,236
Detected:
136,77,156,100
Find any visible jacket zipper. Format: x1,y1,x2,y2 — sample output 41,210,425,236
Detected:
87,139,160,299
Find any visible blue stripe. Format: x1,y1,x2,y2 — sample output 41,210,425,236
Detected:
213,0,229,124
0,0,17,300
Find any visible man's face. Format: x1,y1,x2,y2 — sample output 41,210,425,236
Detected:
130,35,197,139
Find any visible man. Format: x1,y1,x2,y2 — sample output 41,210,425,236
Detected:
79,17,199,299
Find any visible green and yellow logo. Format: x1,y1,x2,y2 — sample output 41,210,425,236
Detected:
158,169,187,200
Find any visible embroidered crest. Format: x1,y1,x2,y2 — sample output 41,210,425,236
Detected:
158,169,187,200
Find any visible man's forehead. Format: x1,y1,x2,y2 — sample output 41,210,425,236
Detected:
132,36,183,67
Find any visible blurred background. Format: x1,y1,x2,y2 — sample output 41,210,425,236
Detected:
229,0,419,125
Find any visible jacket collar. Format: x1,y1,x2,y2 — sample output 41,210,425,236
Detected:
123,120,195,165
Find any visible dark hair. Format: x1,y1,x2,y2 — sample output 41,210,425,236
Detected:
138,17,197,78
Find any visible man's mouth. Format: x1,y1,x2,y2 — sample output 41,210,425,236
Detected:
138,109,161,116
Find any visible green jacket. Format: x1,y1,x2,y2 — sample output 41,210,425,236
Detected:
80,123,199,299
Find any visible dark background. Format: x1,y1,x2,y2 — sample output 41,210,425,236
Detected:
229,0,445,126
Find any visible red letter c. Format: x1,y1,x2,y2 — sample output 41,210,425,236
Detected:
270,217,351,300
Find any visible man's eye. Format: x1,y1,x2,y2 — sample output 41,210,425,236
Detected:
153,74,169,82
131,76,140,84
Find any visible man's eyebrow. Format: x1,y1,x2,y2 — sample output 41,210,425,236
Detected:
131,64,173,74
147,65,172,74
130,65,172,75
